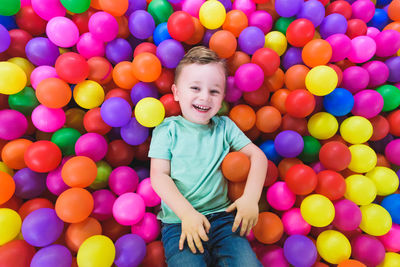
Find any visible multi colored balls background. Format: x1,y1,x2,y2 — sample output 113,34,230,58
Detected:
1,0,400,266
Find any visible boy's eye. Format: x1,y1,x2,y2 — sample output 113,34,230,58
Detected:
210,90,220,95
190,86,199,90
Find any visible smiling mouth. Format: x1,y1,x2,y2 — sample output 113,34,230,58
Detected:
193,104,211,112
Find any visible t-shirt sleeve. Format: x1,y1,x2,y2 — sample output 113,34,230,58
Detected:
223,116,252,151
148,122,172,160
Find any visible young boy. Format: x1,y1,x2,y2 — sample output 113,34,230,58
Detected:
149,46,268,266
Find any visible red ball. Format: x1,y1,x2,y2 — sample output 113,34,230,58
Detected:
315,170,346,200
0,240,36,267
55,52,90,84
243,84,270,107
346,19,367,39
326,0,352,19
141,241,167,267
167,11,195,42
388,110,400,137
155,68,174,95
251,48,280,76
71,9,96,35
15,6,46,36
285,164,318,195
105,140,134,167
133,42,157,57
319,141,351,171
159,93,181,117
281,114,308,136
6,29,32,58
369,115,390,141
24,140,62,173
83,107,112,135
105,88,133,107
265,160,278,187
285,89,316,118
286,18,315,47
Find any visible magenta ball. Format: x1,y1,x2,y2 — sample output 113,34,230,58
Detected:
30,65,58,89
260,245,290,267
31,105,65,132
92,189,116,221
341,66,370,94
88,11,119,42
266,181,296,211
234,63,264,92
351,0,375,23
232,0,256,17
348,35,376,63
378,224,400,252
109,166,139,196
136,178,161,207
113,192,145,225
131,212,160,243
76,32,105,59
0,109,27,140
374,29,400,58
75,133,108,162
385,139,400,166
282,208,311,236
225,76,242,102
362,60,389,88
352,234,385,267
333,199,362,231
326,33,352,62
181,0,205,18
352,89,384,118
46,16,79,48
31,0,66,21
366,27,380,39
248,10,273,34
46,164,69,196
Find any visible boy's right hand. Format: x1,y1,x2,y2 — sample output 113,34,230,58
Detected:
179,210,210,254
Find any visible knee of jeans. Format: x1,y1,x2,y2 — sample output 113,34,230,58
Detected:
167,247,209,267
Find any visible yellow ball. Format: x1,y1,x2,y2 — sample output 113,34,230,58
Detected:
340,116,373,144
378,252,400,267
134,97,165,128
348,144,377,173
73,80,105,109
306,65,338,96
77,235,115,267
0,208,22,245
344,174,377,205
316,230,351,264
307,112,338,140
199,1,226,30
366,166,399,196
7,57,34,86
0,162,14,176
264,31,287,56
359,203,392,236
0,61,27,95
300,194,335,227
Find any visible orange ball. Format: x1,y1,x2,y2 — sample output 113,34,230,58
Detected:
132,52,162,82
101,218,131,242
221,152,250,182
1,139,32,170
0,171,15,205
62,156,97,188
270,88,290,114
209,30,237,58
264,68,284,92
55,188,94,223
65,217,102,252
18,198,54,220
229,104,256,131
255,106,282,133
253,212,284,244
113,61,138,89
116,15,130,39
87,57,113,85
302,39,332,67
388,0,400,21
228,181,246,202
284,64,309,91
337,259,367,267
36,78,72,108
223,10,248,37
383,21,400,32
227,51,251,76
185,17,205,45
243,84,270,107
99,0,128,17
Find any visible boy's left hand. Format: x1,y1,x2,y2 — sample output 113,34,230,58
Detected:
226,196,259,236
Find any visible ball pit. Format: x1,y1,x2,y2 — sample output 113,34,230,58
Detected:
0,0,400,266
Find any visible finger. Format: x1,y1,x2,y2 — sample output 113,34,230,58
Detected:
186,234,197,254
232,214,242,232
203,217,211,234
240,219,248,236
193,233,205,254
179,232,186,251
246,220,255,236
225,203,236,213
198,225,209,242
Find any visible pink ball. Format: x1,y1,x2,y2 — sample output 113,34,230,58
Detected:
136,178,161,207
248,11,273,35
362,60,389,88
113,192,145,225
92,189,116,221
234,63,264,92
225,76,243,102
181,0,205,18
326,33,352,62
385,139,400,166
88,11,119,42
332,199,362,231
366,27,380,39
30,65,58,89
131,212,160,243
46,164,69,196
282,208,311,236
341,66,370,94
347,35,376,63
246,229,255,242
31,0,66,21
310,161,325,173
76,32,105,59
378,224,400,252
75,133,108,162
21,0,31,7
109,166,139,196
352,89,384,118
0,109,27,140
46,16,79,48
31,104,66,132
260,245,290,267
352,234,386,267
351,0,375,23
266,181,296,211
374,30,400,58
232,0,256,17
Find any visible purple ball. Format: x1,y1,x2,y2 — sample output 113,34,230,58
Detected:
156,39,185,68
385,138,400,166
352,89,384,118
106,38,133,65
13,168,47,199
352,234,385,267
30,244,72,267
274,130,304,158
0,109,27,140
115,234,146,267
319,13,348,39
120,117,149,146
131,82,159,105
75,133,108,162
109,166,139,196
375,30,400,57
341,66,370,94
21,208,64,247
297,0,325,27
134,166,150,182
129,10,155,40
0,24,10,52
275,0,303,17
101,97,132,127
238,26,265,55
362,60,389,88
202,29,219,47
25,37,60,66
332,199,362,231
385,56,400,83
126,0,147,16
46,164,69,196
283,235,317,267
92,189,117,221
282,47,303,70
218,0,232,11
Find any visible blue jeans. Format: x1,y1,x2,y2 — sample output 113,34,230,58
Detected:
161,211,263,267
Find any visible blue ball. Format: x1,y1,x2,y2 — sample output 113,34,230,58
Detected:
376,0,391,7
381,194,400,224
367,9,389,31
153,22,171,46
259,140,282,165
323,88,354,116
0,15,17,30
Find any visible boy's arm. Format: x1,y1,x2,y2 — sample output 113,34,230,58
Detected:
226,143,268,236
150,158,210,254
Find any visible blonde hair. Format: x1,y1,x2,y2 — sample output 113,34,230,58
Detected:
174,46,227,84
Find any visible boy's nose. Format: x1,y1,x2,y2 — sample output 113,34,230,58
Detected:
199,91,210,101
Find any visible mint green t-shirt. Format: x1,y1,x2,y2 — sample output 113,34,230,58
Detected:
148,115,251,223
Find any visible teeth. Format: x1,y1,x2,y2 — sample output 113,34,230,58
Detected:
193,104,210,111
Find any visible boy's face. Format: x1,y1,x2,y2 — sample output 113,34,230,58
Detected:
172,63,226,125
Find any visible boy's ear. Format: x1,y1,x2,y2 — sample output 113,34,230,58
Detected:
171,84,179,102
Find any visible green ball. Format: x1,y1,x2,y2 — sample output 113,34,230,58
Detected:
299,136,321,163
60,0,90,13
148,0,173,25
0,0,20,16
218,101,230,116
90,161,112,190
8,87,39,115
274,17,295,35
51,128,81,156
376,84,400,112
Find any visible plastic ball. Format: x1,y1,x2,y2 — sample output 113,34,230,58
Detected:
348,144,377,173
274,130,304,158
253,212,284,244
100,97,132,128
297,0,325,27
316,230,351,264
0,239,36,267
31,0,66,21
131,212,160,243
385,56,400,83
199,0,226,29
209,30,237,59
286,19,315,48
55,187,94,223
113,193,145,226
300,194,335,227
31,244,72,267
366,166,399,196
75,133,108,162
25,37,60,66
129,10,155,40
264,31,287,56
307,112,338,140
229,104,256,131
0,172,15,205
46,16,79,48
333,199,361,232
31,105,66,133
91,189,116,221
24,140,62,173
275,0,302,17
376,84,400,112
132,52,162,82
326,34,352,62
359,203,392,236
77,235,115,267
348,36,376,63
319,13,348,39
281,208,311,236
221,152,250,182
0,109,27,140
352,234,385,267
378,224,400,252
61,156,97,188
13,168,46,199
234,63,264,92
137,178,161,207
156,39,185,68
381,194,400,225
238,26,265,55
283,235,317,267
65,217,102,253
266,181,296,211
285,89,315,118
114,234,146,267
285,164,317,195
340,116,373,144
35,77,72,109
0,208,21,245
0,62,27,95
345,174,377,205
108,166,139,196
134,97,165,128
